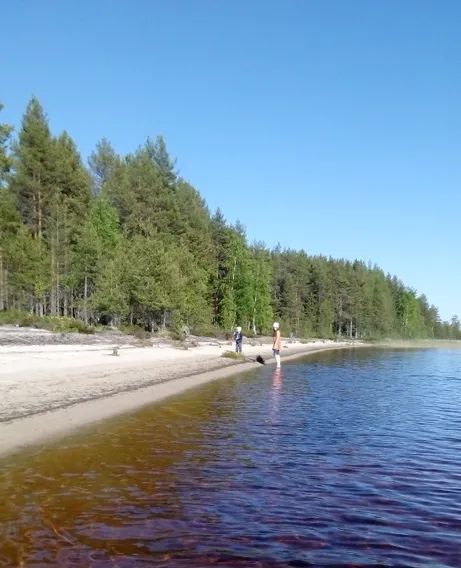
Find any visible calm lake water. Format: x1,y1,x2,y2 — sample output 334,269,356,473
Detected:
1,348,461,567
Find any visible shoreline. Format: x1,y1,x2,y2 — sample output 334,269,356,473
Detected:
0,333,361,459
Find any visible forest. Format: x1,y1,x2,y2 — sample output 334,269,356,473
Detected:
0,98,459,340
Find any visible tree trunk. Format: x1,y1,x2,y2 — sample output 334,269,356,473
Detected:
4,267,9,310
38,189,42,239
83,274,88,325
55,218,60,316
231,256,237,282
63,290,68,317
36,299,44,317
50,234,57,316
337,298,342,336
0,249,4,311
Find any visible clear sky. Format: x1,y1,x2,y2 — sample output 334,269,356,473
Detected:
2,0,460,320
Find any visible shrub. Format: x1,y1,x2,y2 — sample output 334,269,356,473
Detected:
119,324,152,340
190,324,225,339
0,310,95,334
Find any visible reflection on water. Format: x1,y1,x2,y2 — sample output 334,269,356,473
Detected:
270,367,283,422
1,348,461,566
272,367,283,391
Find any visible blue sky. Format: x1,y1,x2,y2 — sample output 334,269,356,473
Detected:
2,0,460,320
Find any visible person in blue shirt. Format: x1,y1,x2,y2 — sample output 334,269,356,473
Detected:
234,326,243,353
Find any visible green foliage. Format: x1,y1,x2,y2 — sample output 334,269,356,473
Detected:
0,310,94,333
0,96,459,341
249,245,273,333
41,316,95,334
118,324,152,340
11,97,55,238
0,102,13,181
210,211,255,331
189,323,223,338
88,138,120,194
91,249,130,319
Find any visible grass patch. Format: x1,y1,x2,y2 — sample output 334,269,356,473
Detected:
221,350,245,360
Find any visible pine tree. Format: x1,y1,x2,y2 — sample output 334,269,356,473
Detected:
0,106,16,310
310,258,334,337
249,244,273,334
107,141,178,235
145,135,177,185
11,97,55,239
91,243,130,325
74,197,121,323
2,97,457,339
210,211,255,331
88,138,121,194
369,270,394,338
47,132,91,315
8,225,50,315
0,188,21,309
0,103,13,181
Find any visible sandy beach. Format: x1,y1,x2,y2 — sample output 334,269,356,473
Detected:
0,326,360,458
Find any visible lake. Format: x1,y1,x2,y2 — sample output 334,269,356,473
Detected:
1,347,461,567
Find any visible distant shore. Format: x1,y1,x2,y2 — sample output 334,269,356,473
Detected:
374,339,461,349
0,326,363,459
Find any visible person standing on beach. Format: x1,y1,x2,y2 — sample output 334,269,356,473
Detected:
234,326,243,353
272,322,281,368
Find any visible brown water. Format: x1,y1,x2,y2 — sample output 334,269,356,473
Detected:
1,348,461,566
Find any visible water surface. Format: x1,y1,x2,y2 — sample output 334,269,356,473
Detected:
1,348,461,566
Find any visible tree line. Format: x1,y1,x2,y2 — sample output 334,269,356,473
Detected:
0,98,459,340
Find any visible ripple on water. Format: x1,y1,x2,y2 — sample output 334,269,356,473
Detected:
1,348,461,567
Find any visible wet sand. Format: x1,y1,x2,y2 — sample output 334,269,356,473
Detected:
0,327,361,458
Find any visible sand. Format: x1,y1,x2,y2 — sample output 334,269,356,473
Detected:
0,326,360,458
